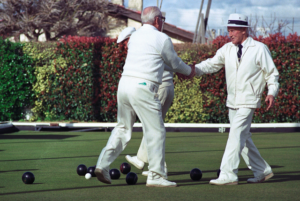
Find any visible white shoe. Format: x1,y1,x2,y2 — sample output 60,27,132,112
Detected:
146,172,177,187
247,172,274,183
142,163,168,179
125,155,145,170
142,171,149,177
209,178,238,185
94,168,111,184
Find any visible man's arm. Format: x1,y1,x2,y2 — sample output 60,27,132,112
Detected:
161,38,192,76
163,64,175,72
195,46,226,76
260,45,280,111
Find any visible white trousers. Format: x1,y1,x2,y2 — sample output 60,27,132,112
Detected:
96,76,166,176
219,108,272,181
137,84,174,163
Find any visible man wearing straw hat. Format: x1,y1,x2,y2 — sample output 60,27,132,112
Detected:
195,13,279,185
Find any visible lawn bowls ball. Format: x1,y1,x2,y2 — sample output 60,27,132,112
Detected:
77,164,87,176
87,166,96,177
126,172,138,185
109,169,121,180
190,168,202,181
120,162,131,174
22,172,35,184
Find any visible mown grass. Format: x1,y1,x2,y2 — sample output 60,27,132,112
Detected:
0,131,299,201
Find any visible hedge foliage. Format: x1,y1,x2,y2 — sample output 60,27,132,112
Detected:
94,38,127,122
0,39,35,121
1,33,299,123
22,42,57,121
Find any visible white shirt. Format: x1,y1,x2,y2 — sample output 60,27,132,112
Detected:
195,37,279,109
122,24,190,85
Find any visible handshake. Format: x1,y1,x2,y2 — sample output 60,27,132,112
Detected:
176,63,196,81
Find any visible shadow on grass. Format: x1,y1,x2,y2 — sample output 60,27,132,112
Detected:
0,153,147,162
0,135,79,140
0,155,99,162
259,146,300,150
168,165,284,177
0,169,39,174
1,169,297,196
165,146,300,155
264,171,300,184
166,134,227,139
0,182,146,196
0,138,110,145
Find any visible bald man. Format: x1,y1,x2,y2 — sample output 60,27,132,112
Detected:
94,6,195,187
117,27,173,179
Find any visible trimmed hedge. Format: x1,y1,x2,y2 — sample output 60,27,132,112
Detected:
0,39,35,121
22,42,57,121
94,38,127,122
1,33,299,123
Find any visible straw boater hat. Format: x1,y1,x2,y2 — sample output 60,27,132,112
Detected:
225,13,250,27
117,27,136,43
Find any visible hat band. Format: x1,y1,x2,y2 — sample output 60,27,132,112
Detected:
228,20,248,26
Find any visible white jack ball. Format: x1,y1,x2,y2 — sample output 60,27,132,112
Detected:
85,173,92,180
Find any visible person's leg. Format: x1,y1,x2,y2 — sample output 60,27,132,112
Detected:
160,85,174,120
136,84,174,162
137,84,174,176
136,137,148,163
130,80,166,177
95,77,136,183
241,146,252,169
130,79,175,187
211,108,254,185
243,137,273,182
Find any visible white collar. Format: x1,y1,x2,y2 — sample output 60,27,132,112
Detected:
142,24,158,31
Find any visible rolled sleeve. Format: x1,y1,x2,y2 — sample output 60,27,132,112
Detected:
161,38,191,76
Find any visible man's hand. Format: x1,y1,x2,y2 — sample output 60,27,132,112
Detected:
176,64,195,81
265,95,275,111
186,64,196,79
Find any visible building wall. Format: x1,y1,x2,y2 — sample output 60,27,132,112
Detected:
128,0,143,11
16,0,186,44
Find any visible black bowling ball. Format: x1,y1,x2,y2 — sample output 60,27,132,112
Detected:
109,168,121,180
87,166,96,177
126,172,138,185
22,172,35,184
77,164,87,176
190,168,202,181
120,162,131,174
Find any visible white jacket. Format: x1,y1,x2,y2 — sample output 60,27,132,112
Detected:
195,37,279,109
122,24,191,85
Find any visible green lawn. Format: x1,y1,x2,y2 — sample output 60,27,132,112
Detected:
0,130,299,201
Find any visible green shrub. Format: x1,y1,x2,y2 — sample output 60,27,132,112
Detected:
0,39,35,121
45,41,94,121
165,76,208,123
22,42,57,121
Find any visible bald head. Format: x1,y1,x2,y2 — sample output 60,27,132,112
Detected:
141,6,162,24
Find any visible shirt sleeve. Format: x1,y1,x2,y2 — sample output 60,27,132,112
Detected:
260,45,280,97
161,38,191,76
163,63,175,72
195,46,226,76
